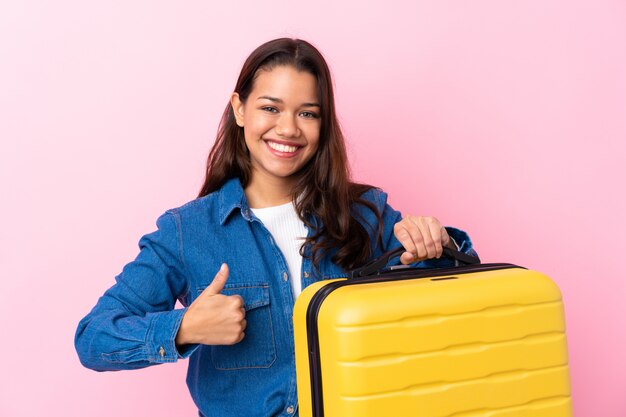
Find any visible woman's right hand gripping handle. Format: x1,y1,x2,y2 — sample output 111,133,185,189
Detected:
175,264,247,347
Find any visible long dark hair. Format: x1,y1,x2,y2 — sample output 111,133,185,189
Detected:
198,38,382,270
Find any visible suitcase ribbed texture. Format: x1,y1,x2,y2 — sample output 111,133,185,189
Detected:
294,267,572,417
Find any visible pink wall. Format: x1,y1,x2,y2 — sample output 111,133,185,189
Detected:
1,1,624,416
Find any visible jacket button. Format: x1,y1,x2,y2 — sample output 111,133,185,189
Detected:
286,405,294,414
303,271,309,278
283,272,288,281
159,346,166,357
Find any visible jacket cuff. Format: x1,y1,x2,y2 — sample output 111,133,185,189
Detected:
145,308,200,363
445,226,476,255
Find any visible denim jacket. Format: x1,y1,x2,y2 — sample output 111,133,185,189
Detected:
75,177,476,417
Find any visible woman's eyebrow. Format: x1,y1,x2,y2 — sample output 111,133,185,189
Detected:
257,95,320,108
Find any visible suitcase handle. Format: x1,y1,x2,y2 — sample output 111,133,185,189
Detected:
350,246,480,278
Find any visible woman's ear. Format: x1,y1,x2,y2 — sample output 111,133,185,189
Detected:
231,93,245,127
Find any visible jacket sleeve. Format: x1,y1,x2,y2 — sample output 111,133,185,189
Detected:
74,210,199,371
369,189,478,268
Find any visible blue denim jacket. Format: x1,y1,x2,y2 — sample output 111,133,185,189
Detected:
75,177,476,417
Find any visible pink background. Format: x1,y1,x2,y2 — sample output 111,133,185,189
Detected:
1,1,625,416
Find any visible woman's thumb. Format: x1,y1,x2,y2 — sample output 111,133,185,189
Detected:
204,263,229,296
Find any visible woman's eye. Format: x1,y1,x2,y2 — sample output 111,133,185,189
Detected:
261,106,278,113
300,111,319,119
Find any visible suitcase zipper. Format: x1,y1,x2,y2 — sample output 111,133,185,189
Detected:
304,263,523,417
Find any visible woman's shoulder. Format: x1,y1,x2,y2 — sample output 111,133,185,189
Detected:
163,177,243,223
167,194,216,215
350,182,389,208
163,186,226,221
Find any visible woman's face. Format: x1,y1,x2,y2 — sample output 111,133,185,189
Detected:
231,65,321,187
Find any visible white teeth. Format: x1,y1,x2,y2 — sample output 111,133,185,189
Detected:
267,141,298,153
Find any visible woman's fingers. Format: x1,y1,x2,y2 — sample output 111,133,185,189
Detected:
407,216,429,259
178,265,250,346
440,226,451,250
399,251,416,264
426,219,443,258
394,216,448,263
394,219,420,264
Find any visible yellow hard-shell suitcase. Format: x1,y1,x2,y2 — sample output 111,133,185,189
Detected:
293,247,572,417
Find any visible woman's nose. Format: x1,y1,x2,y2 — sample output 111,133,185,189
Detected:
276,114,300,138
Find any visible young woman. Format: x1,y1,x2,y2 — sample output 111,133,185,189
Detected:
75,38,477,417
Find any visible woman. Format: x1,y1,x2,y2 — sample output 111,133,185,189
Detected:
75,38,476,417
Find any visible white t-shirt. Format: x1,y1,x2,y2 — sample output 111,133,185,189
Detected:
250,202,307,298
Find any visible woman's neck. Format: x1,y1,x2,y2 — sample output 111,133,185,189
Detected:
244,172,296,209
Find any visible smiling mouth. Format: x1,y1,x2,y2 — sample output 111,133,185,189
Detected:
265,140,301,153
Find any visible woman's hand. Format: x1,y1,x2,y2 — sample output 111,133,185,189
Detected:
175,264,247,347
393,216,455,265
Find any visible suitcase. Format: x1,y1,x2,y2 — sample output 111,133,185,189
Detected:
293,247,572,417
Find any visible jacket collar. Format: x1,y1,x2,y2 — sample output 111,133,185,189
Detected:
218,177,251,225
216,177,320,228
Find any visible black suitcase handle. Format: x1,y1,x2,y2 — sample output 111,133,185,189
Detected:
350,246,481,278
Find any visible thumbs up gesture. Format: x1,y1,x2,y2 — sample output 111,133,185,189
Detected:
175,264,247,346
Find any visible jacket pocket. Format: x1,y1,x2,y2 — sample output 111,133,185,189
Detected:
197,282,277,370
